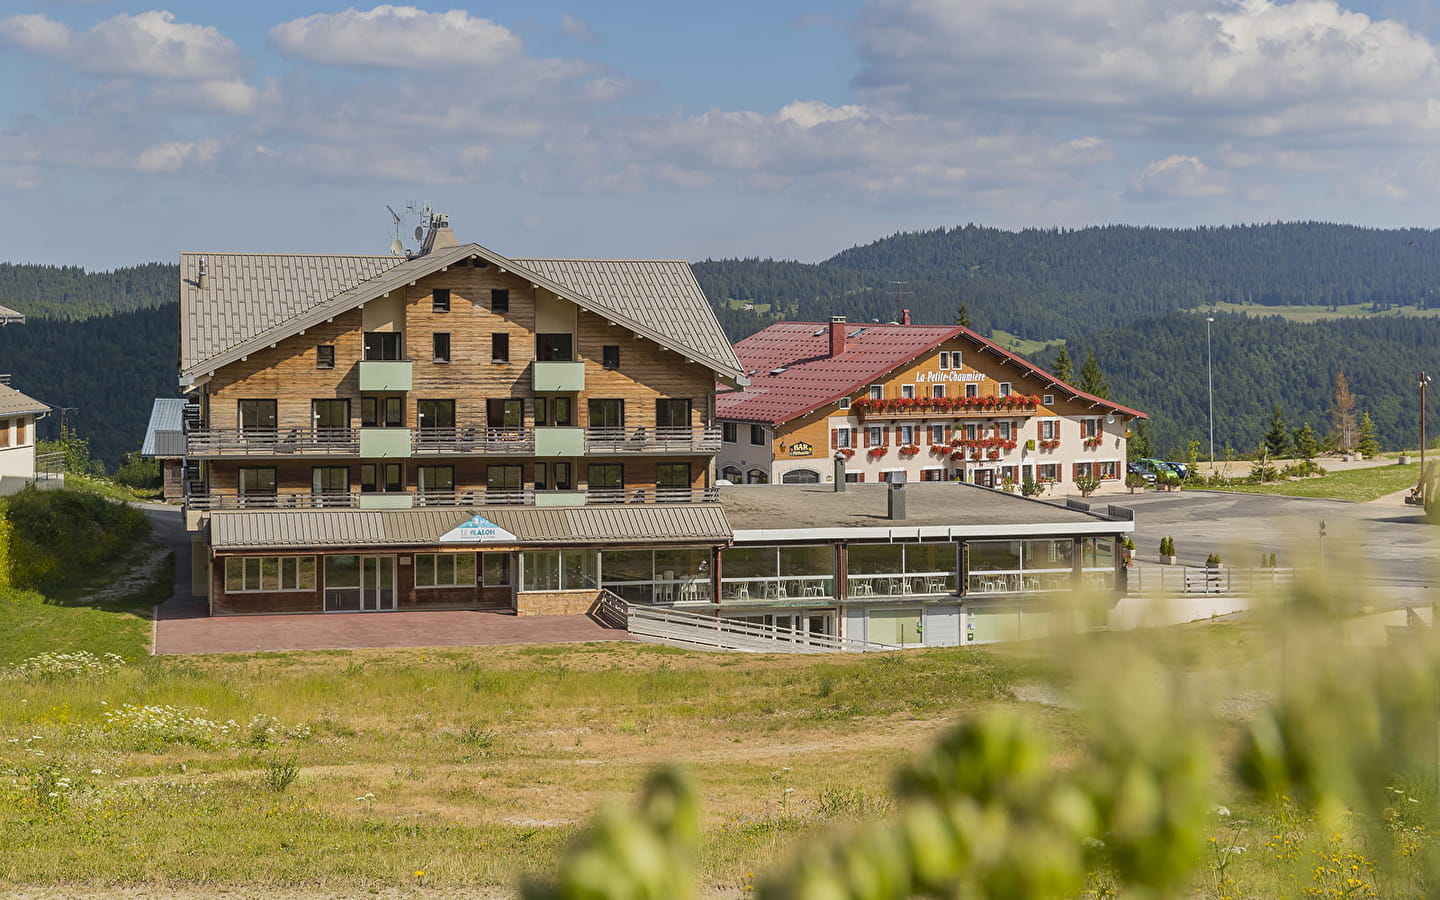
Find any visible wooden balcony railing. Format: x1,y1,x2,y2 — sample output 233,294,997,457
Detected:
186,428,359,456
185,485,720,510
412,427,536,455
584,427,722,453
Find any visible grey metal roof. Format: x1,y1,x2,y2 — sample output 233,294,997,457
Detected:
0,384,48,418
516,259,742,378
142,398,189,457
210,504,732,552
0,305,25,324
180,244,743,382
179,252,407,376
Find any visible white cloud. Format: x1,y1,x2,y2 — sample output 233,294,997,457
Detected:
0,10,246,80
1127,155,1229,199
776,100,866,128
134,139,220,174
268,6,523,69
560,14,598,42
149,78,260,116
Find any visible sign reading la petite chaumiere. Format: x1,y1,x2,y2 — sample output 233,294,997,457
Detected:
439,514,518,543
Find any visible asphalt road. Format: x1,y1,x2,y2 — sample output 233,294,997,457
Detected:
1109,488,1439,607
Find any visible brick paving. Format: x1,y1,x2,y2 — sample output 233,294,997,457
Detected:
153,601,631,655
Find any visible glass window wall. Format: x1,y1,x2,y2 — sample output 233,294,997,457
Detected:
599,547,712,604
521,550,598,591
848,543,957,598
967,539,1075,594
719,545,834,602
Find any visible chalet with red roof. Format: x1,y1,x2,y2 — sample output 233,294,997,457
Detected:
716,315,1146,495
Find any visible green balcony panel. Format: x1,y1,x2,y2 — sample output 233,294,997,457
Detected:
359,360,413,392
359,494,414,510
532,361,585,393
535,426,585,457
535,490,586,508
359,427,413,459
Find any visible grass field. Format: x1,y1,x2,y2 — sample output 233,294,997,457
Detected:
1194,300,1440,323
988,328,1064,356
1199,461,1421,502
0,532,1431,897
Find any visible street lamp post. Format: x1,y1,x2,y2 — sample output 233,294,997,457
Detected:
1422,372,1432,503
1206,316,1216,474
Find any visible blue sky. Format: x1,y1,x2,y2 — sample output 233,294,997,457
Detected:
3,0,1440,268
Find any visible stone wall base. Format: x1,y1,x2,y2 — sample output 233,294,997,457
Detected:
516,589,601,617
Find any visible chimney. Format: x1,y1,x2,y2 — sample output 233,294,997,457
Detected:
834,455,846,492
419,212,457,255
829,315,848,357
197,256,208,291
901,308,911,326
888,479,907,520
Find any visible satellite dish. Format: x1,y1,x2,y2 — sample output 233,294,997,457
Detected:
390,239,404,257
414,225,424,241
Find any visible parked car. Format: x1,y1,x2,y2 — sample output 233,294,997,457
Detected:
1134,458,1167,477
1126,462,1157,483
1160,461,1190,480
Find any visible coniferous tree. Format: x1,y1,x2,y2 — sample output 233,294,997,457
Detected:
1128,420,1152,461
1328,368,1358,453
1292,422,1319,460
1053,346,1073,383
1357,411,1381,458
956,304,972,328
1263,404,1291,458
1079,350,1110,399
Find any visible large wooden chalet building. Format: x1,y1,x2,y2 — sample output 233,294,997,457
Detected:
716,316,1146,493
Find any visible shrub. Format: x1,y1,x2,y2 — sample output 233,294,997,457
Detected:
3,487,150,590
1159,536,1175,557
1075,474,1101,497
1206,553,1223,567
1125,473,1149,491
263,758,301,794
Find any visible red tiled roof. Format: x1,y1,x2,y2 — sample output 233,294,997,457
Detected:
716,321,1147,425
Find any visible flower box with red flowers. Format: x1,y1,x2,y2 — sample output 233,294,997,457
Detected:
1083,436,1104,449
851,394,1042,420
1038,439,1061,451
836,447,855,459
898,444,921,456
868,446,889,458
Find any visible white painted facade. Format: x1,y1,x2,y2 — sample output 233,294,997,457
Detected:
0,413,40,495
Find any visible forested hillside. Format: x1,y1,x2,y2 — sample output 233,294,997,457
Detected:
0,262,173,319
1042,313,1438,458
0,305,175,466
694,222,1440,341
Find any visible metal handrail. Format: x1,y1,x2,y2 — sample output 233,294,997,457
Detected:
1127,565,1295,596
585,426,722,453
413,426,536,454
187,427,359,455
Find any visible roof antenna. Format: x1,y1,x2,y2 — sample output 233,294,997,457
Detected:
887,281,912,324
386,205,405,256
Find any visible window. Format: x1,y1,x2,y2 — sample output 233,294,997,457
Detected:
239,399,277,431
929,424,945,444
965,383,978,398
602,345,621,370
482,553,511,587
1074,461,1094,480
417,399,455,430
720,465,742,482
1081,417,1102,438
224,556,316,593
417,465,454,493
999,382,1012,397
656,399,691,429
939,352,949,368
1042,393,1055,406
415,553,475,588
536,396,574,427
487,464,524,493
491,288,510,313
1098,460,1119,480
899,425,915,444
847,542,956,597
968,539,1074,594
363,332,403,361
1039,419,1058,440
950,352,962,368
521,549,596,591
964,423,978,441
536,333,574,361
747,469,769,484
15,420,24,445
491,333,510,363
432,288,451,313
316,345,335,369
1038,463,1060,482
239,467,276,501
838,397,851,410
834,427,853,449
360,463,403,493
867,425,884,447
901,384,915,399
486,398,523,429
722,422,738,443
921,468,945,482
361,396,403,427
552,462,574,491
433,332,451,363
311,399,349,431
600,547,711,604
932,384,945,399
750,424,766,446
999,422,1012,440
869,384,883,400
782,469,820,484
656,462,691,494
588,399,625,429
588,463,623,491
311,466,349,502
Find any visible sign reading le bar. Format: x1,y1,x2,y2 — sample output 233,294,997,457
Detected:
918,371,987,383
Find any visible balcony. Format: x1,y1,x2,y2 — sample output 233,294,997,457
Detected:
585,426,722,454
852,397,1040,420
185,486,721,511
359,427,412,459
532,361,585,392
535,427,584,457
413,427,536,455
358,359,413,392
186,427,358,457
